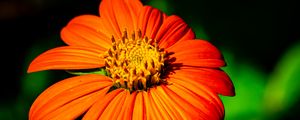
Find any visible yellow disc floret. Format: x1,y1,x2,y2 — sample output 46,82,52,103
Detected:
104,30,166,91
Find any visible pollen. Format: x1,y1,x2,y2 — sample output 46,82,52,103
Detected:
103,30,166,91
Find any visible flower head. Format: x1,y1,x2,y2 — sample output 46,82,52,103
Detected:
28,0,235,119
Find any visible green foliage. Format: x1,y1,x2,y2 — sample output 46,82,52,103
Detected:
221,50,267,120
220,41,300,120
264,41,300,119
147,0,174,15
0,36,59,120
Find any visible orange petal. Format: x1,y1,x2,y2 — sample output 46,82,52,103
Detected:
142,91,162,120
29,74,112,120
65,15,114,38
149,87,175,120
156,15,195,48
28,46,105,73
161,85,205,119
116,91,136,120
138,6,166,39
120,92,137,120
99,0,143,39
132,91,145,120
169,68,235,96
99,90,128,120
168,78,225,119
41,88,108,120
82,89,124,120
166,39,225,68
61,15,112,49
154,86,188,119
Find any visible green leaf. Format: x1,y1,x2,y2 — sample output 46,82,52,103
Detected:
264,41,300,118
66,68,108,76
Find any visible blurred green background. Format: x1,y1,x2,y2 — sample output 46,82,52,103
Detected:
0,0,299,119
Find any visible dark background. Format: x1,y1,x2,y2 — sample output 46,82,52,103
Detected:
0,0,299,119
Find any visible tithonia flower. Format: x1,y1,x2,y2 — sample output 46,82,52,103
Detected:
27,0,235,119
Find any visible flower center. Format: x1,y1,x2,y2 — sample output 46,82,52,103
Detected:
104,30,166,91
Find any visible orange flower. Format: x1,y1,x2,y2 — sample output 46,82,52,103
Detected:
28,0,235,119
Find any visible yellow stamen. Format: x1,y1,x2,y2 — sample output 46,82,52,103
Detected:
104,30,166,91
